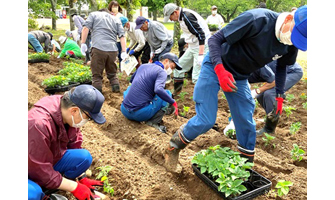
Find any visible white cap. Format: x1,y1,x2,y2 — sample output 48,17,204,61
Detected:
59,36,67,44
163,3,178,22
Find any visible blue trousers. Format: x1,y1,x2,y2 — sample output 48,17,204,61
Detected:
28,34,43,53
256,63,303,114
182,52,256,150
121,86,172,122
28,149,92,200
152,40,173,62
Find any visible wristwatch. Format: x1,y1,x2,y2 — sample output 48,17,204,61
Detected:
256,88,261,94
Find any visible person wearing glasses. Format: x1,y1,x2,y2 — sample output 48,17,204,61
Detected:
28,85,106,200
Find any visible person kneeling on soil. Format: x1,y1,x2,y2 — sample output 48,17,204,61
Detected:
28,30,53,53
57,36,83,59
28,85,106,200
121,52,181,133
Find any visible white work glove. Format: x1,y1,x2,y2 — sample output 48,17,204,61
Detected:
251,89,258,99
57,55,60,59
197,54,204,66
150,52,154,58
120,52,127,60
223,119,235,136
81,44,87,56
154,48,162,54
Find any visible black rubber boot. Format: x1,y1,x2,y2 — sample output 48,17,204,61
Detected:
112,84,120,93
173,78,184,96
146,109,166,133
237,143,255,163
256,112,280,136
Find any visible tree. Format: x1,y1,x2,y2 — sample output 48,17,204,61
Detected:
28,0,58,29
266,0,307,12
88,0,98,11
140,0,174,21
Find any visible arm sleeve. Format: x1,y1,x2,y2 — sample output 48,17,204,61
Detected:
275,46,298,94
83,13,94,30
182,12,206,45
74,16,83,34
208,29,227,68
134,30,146,51
115,18,125,38
28,121,62,189
154,24,169,50
154,71,175,104
67,128,83,149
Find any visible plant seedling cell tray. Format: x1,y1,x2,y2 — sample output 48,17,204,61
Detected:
192,163,272,200
44,83,80,95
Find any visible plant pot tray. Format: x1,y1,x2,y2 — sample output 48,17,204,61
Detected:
44,83,80,95
192,163,271,200
28,59,50,63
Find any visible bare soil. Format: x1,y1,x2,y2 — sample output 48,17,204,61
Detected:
28,54,307,200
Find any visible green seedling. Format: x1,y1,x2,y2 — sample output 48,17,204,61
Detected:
262,133,276,148
300,93,307,101
192,145,253,198
302,102,307,110
180,105,190,117
96,166,114,196
68,57,84,65
178,91,188,101
291,144,305,161
275,180,293,197
67,70,92,83
118,72,123,79
283,106,296,118
285,94,295,102
28,52,51,60
226,129,236,139
183,79,188,87
42,75,69,88
290,122,301,135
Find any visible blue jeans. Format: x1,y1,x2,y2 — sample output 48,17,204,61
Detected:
28,34,43,53
182,52,256,150
256,63,303,114
28,149,92,200
121,86,172,122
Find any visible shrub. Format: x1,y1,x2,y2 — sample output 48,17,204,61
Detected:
28,18,39,29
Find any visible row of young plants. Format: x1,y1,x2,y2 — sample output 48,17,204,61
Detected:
42,62,92,89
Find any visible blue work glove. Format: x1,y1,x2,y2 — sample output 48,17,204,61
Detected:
129,49,135,56
126,48,130,53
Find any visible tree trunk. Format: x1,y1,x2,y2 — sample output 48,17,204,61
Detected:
126,0,133,21
50,0,57,30
173,0,181,46
153,10,157,21
89,0,98,12
69,0,75,31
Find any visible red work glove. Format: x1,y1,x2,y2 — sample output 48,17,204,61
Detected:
71,182,94,200
79,177,103,190
214,64,237,92
275,96,284,115
172,101,178,116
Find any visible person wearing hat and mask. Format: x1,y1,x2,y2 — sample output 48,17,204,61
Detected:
135,16,173,63
69,8,92,64
163,3,211,94
28,30,53,53
120,16,150,68
206,5,224,30
57,36,83,59
163,5,307,172
28,85,106,200
121,52,181,132
80,8,127,93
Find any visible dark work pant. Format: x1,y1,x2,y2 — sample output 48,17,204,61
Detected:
132,42,151,65
152,40,173,62
90,47,119,92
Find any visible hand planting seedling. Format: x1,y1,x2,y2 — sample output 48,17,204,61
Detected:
275,180,293,197
178,91,188,101
285,94,295,102
291,144,305,161
192,145,254,198
96,165,114,196
290,122,301,135
262,133,276,148
283,106,296,118
180,105,190,117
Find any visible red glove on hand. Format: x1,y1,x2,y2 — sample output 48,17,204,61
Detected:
71,182,94,200
275,97,284,115
172,101,178,116
214,64,237,92
79,177,103,190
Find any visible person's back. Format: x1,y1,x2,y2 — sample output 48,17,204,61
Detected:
59,38,82,58
144,21,172,50
122,63,167,111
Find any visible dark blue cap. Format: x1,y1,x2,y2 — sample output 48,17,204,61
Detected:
135,16,147,29
292,5,307,51
159,52,182,70
69,84,106,124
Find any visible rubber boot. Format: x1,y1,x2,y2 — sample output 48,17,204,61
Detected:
164,124,189,172
256,113,280,136
112,84,120,93
173,78,184,96
237,143,255,163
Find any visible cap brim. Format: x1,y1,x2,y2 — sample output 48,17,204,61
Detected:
135,23,143,29
89,111,106,124
174,62,182,70
291,25,307,51
163,16,170,23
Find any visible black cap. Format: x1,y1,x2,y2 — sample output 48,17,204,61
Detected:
159,52,182,70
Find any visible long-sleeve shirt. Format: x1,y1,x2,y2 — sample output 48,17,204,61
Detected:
59,38,82,58
28,95,83,189
28,30,52,52
73,15,85,35
143,21,172,53
206,14,225,29
127,22,146,52
83,11,125,52
122,62,175,111
208,8,298,94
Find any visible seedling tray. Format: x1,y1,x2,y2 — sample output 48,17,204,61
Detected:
192,163,271,200
44,83,80,95
28,58,50,63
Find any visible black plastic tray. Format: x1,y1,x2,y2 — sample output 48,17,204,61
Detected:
28,58,50,63
44,83,80,95
192,163,271,200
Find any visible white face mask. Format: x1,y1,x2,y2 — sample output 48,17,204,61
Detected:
165,67,173,75
124,26,129,31
212,10,217,15
112,7,118,13
279,22,293,45
71,109,88,128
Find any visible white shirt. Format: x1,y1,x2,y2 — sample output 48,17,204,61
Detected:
206,14,224,29
127,22,146,52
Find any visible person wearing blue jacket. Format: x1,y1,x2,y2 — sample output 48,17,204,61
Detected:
163,6,307,172
121,53,182,132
